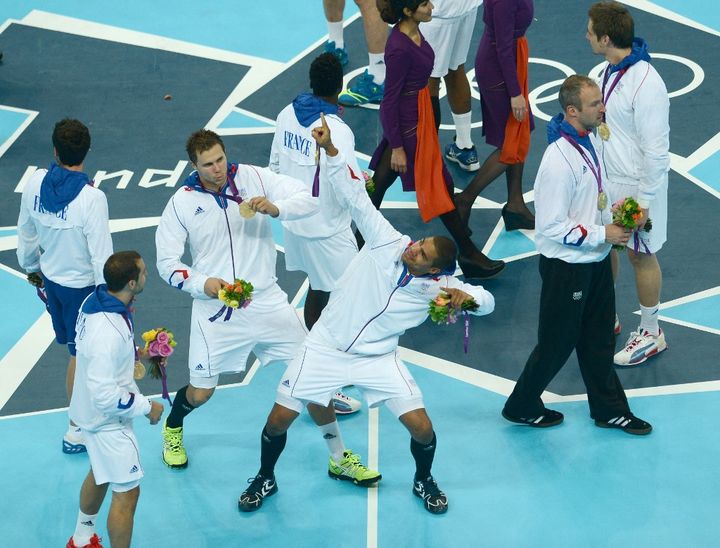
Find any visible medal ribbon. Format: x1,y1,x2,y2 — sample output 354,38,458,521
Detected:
560,132,603,196
601,66,628,121
191,165,243,207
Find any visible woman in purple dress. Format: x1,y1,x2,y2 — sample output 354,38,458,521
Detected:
454,0,536,231
369,0,504,279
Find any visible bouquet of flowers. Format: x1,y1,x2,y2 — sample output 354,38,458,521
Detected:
428,292,479,325
611,197,652,251
219,279,254,309
138,327,178,405
210,279,254,322
141,328,177,379
362,170,375,195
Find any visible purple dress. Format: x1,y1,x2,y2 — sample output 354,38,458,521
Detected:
475,0,535,148
370,26,453,192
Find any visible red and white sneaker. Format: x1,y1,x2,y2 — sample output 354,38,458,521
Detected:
614,315,621,336
332,390,361,415
614,328,667,366
67,534,103,548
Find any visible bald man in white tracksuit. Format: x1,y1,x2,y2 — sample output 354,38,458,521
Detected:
238,118,495,515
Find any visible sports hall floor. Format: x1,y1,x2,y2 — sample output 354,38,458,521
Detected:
0,1,718,546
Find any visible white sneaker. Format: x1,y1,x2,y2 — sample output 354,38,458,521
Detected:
614,315,621,336
332,390,361,415
63,425,87,454
614,328,667,366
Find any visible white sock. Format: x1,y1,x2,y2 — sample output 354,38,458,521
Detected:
452,110,473,149
319,421,345,463
327,22,344,49
73,510,98,546
367,53,386,84
66,423,83,439
639,303,660,336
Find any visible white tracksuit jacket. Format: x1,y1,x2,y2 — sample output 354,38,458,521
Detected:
155,164,318,299
16,169,112,287
534,135,614,264
308,152,495,356
70,304,151,432
269,108,361,239
596,60,670,209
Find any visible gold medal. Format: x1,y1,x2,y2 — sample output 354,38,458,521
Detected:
597,191,608,211
598,122,611,141
239,201,255,219
134,361,146,380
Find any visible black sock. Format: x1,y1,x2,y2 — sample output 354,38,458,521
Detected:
166,385,195,429
259,426,287,478
411,432,437,481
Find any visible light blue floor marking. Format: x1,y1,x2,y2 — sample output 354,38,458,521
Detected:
0,364,370,546
488,227,536,260
376,363,720,548
652,0,720,33
218,110,274,130
689,151,720,192
3,1,359,63
0,107,32,152
662,293,720,331
0,270,46,357
0,229,17,237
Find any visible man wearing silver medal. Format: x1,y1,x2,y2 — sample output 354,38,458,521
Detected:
587,1,670,367
502,75,652,435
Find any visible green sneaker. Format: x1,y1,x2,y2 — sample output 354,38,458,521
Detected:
162,420,188,469
328,450,381,486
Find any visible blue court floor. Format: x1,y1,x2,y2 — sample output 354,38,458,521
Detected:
0,1,718,546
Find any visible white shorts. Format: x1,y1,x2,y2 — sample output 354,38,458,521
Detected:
283,227,358,292
188,284,306,389
84,425,143,491
607,176,668,254
275,342,425,417
421,9,479,78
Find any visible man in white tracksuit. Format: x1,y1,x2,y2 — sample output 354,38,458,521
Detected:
156,130,379,487
67,251,163,548
502,75,652,436
238,114,495,516
270,52,363,414
587,1,670,367
16,118,113,454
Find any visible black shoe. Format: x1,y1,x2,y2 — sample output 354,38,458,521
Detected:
413,476,448,514
502,204,535,231
457,255,505,280
502,408,564,428
238,473,278,512
595,413,652,435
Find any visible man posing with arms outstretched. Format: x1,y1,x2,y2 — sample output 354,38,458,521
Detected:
239,114,495,515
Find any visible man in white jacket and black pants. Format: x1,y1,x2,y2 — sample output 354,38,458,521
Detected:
502,75,653,436
67,251,163,548
239,114,495,516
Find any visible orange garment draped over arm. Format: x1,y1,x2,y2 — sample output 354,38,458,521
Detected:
415,86,455,222
500,36,531,164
